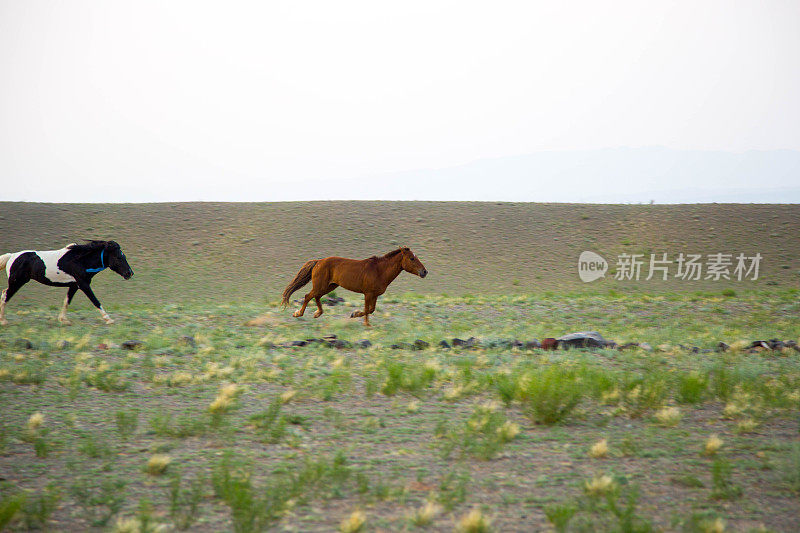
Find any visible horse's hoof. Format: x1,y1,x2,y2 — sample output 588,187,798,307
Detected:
292,311,302,318
0,319,7,326
104,318,115,325
58,319,72,326
313,311,322,318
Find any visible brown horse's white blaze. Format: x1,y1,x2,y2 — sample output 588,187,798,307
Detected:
281,247,427,326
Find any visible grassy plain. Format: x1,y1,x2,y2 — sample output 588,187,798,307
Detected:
0,201,798,531
1,290,799,532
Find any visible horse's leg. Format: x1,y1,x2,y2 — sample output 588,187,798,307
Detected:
293,292,312,317
313,283,337,318
58,284,79,325
0,274,28,325
350,292,366,318
77,280,114,324
362,293,378,326
365,294,379,326
295,267,331,318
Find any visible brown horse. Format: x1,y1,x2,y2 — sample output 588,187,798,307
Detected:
281,247,428,326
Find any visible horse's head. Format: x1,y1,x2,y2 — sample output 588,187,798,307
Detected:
105,241,134,280
400,247,428,278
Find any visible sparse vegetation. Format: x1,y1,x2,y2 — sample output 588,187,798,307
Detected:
589,438,609,458
654,406,682,427
517,366,584,425
20,483,61,530
710,457,743,500
145,454,172,476
0,289,798,530
408,500,442,527
114,409,139,441
68,475,128,527
457,508,491,533
783,443,800,494
703,435,724,456
167,470,205,530
435,401,520,460
548,475,655,532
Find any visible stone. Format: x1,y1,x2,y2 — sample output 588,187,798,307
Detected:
329,339,351,349
451,336,479,349
413,339,430,350
541,338,558,350
179,335,196,348
121,340,143,350
391,342,415,350
438,340,451,349
768,339,785,350
748,341,771,350
617,342,639,351
356,340,372,349
15,339,34,350
556,331,607,349
283,340,308,348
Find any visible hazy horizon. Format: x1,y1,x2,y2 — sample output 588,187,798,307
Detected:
3,146,799,204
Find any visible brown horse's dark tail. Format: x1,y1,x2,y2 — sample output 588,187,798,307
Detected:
281,260,318,307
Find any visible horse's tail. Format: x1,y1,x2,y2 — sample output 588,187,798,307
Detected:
0,253,11,275
281,260,318,307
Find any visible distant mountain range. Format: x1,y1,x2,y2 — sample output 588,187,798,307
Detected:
334,147,799,204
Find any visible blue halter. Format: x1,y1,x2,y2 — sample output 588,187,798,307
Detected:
86,250,106,273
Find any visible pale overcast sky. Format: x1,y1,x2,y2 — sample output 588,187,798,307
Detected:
1,1,799,202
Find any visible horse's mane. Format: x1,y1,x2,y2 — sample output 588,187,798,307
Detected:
67,240,112,253
366,248,404,263
382,248,404,259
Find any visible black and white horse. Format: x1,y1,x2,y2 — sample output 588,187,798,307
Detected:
0,240,133,325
